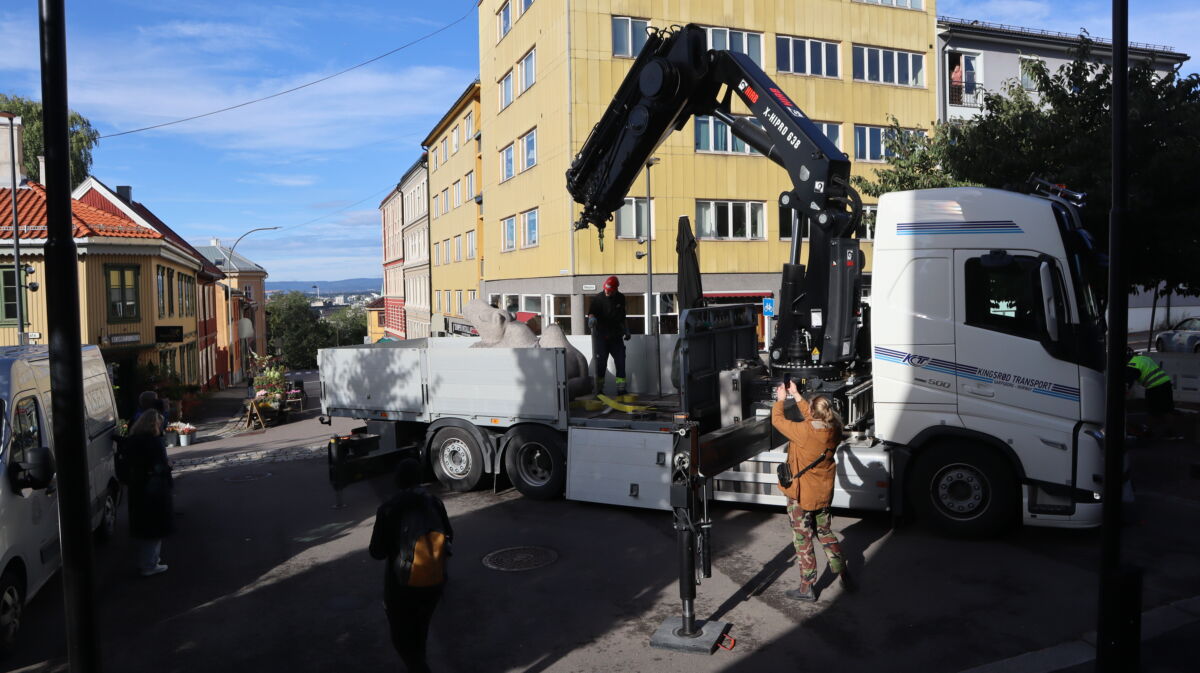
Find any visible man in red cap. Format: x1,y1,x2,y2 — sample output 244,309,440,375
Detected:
587,275,630,395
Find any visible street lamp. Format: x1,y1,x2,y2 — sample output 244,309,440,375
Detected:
220,226,279,386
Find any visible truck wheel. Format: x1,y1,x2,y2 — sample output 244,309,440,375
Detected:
909,443,1017,537
504,426,567,500
0,568,24,654
431,428,484,491
1155,338,1165,352
95,484,119,542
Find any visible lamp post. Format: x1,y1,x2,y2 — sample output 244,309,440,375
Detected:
2,112,27,345
221,226,279,386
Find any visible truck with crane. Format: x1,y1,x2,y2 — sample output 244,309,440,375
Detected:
321,23,1108,539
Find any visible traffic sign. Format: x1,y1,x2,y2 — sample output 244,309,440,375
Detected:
762,298,775,317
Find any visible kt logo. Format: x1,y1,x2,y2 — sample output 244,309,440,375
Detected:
904,354,930,368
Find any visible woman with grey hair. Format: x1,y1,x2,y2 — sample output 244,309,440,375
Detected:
123,409,174,576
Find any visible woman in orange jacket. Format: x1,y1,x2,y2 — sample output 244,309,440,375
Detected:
772,379,854,601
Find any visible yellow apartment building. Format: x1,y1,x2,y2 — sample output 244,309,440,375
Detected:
478,0,937,338
423,81,484,336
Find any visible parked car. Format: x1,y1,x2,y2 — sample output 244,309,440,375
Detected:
1155,317,1200,353
0,346,120,654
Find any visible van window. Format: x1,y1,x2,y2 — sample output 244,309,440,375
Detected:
964,254,1044,340
83,375,116,439
11,396,42,464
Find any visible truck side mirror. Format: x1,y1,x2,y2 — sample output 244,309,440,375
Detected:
10,446,55,491
1039,261,1059,342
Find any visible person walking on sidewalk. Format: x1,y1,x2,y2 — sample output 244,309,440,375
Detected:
588,275,631,396
122,409,174,577
771,379,853,601
370,459,454,673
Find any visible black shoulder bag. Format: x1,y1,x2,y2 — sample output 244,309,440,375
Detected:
777,448,833,488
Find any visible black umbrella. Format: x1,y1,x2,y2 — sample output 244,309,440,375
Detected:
676,215,703,311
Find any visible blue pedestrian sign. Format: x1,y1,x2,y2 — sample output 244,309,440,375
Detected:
762,298,775,317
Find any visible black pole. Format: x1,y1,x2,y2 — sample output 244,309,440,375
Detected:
39,1,101,670
1097,1,1140,670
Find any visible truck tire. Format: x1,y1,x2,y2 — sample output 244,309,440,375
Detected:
0,568,24,655
431,428,484,491
504,426,567,500
1155,337,1165,352
908,443,1017,537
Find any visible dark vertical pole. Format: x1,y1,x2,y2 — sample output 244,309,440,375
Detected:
39,1,100,671
1098,1,1140,671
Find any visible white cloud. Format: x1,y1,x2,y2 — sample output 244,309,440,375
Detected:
241,173,320,187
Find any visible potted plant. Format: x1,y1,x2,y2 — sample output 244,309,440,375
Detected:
166,422,197,446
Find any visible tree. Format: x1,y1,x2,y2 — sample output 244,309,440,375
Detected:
266,292,326,370
851,117,976,198
0,93,101,189
324,305,368,347
851,41,1200,295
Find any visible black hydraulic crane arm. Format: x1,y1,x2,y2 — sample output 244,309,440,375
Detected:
566,24,864,375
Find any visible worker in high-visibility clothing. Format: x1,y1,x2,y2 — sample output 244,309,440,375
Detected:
1126,349,1174,418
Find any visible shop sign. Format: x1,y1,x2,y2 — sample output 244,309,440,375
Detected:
111,333,141,345
155,326,184,343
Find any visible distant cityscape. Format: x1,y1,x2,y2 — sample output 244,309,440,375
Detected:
265,278,382,295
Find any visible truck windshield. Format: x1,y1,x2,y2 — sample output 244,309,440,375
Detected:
1054,202,1105,370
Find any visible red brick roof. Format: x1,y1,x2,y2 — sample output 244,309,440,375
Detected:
0,182,160,240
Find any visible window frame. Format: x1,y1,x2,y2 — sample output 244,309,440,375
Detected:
0,268,25,326
519,48,536,94
694,114,764,154
521,208,539,248
520,128,537,171
695,200,767,241
704,26,763,67
105,263,141,323
466,230,477,259
615,197,654,240
501,215,517,252
499,70,514,109
612,16,650,58
852,44,925,87
500,143,515,181
497,1,512,40
776,35,840,78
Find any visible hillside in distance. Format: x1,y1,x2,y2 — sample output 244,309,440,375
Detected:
266,278,382,294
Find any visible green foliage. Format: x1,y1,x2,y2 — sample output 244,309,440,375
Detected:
938,42,1200,294
0,93,100,189
851,117,976,198
267,291,326,369
324,305,368,346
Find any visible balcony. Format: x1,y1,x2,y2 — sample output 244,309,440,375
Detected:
948,83,985,108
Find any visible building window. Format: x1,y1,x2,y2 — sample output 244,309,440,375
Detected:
816,121,841,149
615,197,651,239
501,216,517,251
500,144,515,181
521,128,537,170
465,111,474,137
452,125,460,153
855,0,923,8
612,16,650,58
429,152,436,172
166,269,175,316
522,209,539,247
695,200,766,240
441,189,449,214
856,204,877,240
500,71,514,109
0,268,25,325
469,289,477,302
106,264,140,322
694,115,763,154
466,230,476,259
453,181,462,208
454,235,462,262
435,290,441,312
777,206,811,240
156,265,166,318
853,45,924,87
948,52,980,106
432,193,439,217
440,138,448,163
521,0,534,12
706,27,763,67
854,124,922,162
498,1,511,40
520,49,536,93
443,239,451,265
432,241,439,265
1020,56,1044,91
455,290,463,315
465,171,475,200
776,36,839,78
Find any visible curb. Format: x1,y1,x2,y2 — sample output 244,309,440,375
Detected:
956,595,1200,673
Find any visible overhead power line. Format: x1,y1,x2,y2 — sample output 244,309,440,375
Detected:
99,5,474,139
282,184,396,232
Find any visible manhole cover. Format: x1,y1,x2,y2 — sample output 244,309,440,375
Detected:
223,472,273,483
481,546,558,572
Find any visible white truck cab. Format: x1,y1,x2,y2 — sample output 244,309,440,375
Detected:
0,346,120,652
872,188,1106,533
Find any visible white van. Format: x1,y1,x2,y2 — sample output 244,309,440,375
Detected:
0,346,121,652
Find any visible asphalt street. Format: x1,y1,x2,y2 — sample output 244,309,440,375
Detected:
3,399,1199,672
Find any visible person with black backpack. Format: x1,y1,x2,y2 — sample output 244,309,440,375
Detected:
369,459,453,672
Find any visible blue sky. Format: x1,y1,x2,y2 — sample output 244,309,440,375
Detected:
0,1,1193,282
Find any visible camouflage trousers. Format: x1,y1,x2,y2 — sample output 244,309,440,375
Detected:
786,499,845,585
